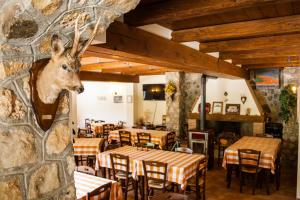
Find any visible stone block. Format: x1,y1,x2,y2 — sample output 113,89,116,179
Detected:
46,122,71,154
0,177,23,200
28,163,60,199
0,126,37,169
0,88,25,121
66,155,75,175
59,184,76,200
31,0,63,16
0,57,32,80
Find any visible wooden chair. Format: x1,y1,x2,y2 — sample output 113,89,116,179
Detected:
238,149,261,195
119,130,132,147
165,132,176,151
175,147,193,154
143,160,168,199
110,153,133,200
102,124,111,140
78,128,88,138
136,132,151,147
218,131,237,166
87,182,112,200
116,121,125,129
77,165,96,176
186,158,207,200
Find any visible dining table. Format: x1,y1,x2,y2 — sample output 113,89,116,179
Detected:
108,128,172,149
96,146,205,200
73,138,105,156
222,136,282,194
74,171,122,200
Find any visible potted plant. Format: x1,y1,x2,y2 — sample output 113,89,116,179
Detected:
279,85,297,123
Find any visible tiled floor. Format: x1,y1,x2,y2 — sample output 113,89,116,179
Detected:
127,164,297,200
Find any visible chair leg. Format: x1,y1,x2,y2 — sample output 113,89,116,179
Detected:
124,179,129,200
253,173,258,195
239,172,243,193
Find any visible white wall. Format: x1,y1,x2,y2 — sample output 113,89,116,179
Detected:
192,78,260,115
77,81,134,128
135,75,167,125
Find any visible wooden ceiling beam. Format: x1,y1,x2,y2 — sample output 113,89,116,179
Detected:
244,63,300,69
232,56,300,65
200,33,300,52
85,21,248,79
172,15,300,42
81,61,147,71
124,0,294,26
79,71,139,83
101,65,168,73
220,46,300,59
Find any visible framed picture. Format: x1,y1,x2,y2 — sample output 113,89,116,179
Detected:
113,96,123,103
225,104,240,115
212,102,223,114
255,69,281,89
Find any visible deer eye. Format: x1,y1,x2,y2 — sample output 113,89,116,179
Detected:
62,64,68,71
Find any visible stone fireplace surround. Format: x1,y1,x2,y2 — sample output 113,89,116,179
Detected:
0,0,139,199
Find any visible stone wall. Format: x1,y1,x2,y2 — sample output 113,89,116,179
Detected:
0,0,139,199
255,68,299,168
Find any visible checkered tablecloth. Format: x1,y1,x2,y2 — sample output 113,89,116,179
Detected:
73,138,104,156
96,146,205,188
109,129,170,149
222,136,281,174
74,171,122,200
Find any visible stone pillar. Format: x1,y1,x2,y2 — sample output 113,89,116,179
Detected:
166,72,202,137
0,1,139,199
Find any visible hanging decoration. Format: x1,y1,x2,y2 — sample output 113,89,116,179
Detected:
165,81,177,101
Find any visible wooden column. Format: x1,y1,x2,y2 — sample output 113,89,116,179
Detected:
200,75,207,131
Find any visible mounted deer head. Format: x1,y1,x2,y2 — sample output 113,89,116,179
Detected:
30,16,101,131
37,16,101,104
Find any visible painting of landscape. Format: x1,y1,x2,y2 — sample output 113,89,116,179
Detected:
255,69,280,88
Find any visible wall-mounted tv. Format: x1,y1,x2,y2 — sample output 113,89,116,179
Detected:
143,84,165,101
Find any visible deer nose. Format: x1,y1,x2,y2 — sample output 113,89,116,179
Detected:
77,86,84,93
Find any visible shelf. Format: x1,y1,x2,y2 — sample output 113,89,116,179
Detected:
188,113,265,123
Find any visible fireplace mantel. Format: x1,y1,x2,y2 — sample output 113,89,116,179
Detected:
189,113,265,123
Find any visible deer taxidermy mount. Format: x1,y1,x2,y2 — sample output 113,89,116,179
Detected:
30,16,101,131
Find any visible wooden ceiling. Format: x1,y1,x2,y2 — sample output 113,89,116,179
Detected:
124,0,300,70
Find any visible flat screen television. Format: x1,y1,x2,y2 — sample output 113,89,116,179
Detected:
143,84,165,100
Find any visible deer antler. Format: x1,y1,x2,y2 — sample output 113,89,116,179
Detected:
77,16,101,56
70,15,88,57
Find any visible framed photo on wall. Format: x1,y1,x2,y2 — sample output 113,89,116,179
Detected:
212,102,223,114
225,104,240,115
113,96,123,103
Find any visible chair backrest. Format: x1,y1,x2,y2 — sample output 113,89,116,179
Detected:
77,165,96,175
137,132,151,144
94,120,105,123
102,124,111,134
175,147,193,154
119,130,131,147
117,121,125,129
104,144,120,151
110,153,130,180
109,124,115,130
87,182,111,200
238,149,261,173
143,160,168,190
78,128,88,138
165,132,176,150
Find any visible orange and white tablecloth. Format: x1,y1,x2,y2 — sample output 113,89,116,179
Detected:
74,171,122,200
222,136,281,174
96,146,205,188
73,138,104,156
109,128,170,149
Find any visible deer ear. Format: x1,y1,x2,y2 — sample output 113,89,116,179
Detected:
51,34,65,56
